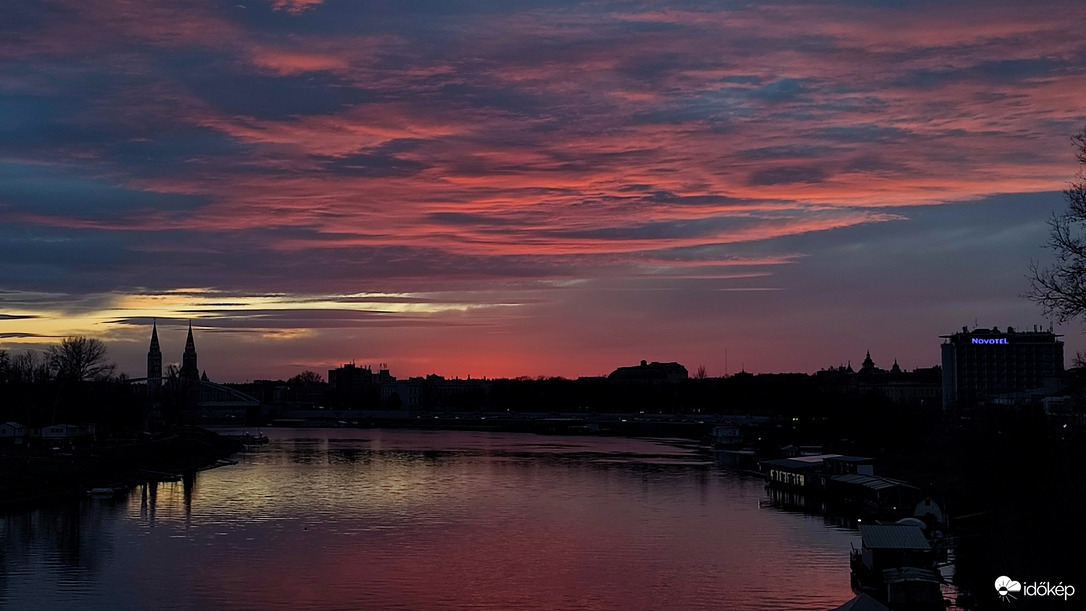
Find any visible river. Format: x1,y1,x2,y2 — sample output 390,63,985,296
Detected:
0,429,858,610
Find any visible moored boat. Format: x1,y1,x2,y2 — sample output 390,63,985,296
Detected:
227,431,269,444
850,524,946,610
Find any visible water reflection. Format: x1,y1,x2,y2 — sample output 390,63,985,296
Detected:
2,429,858,610
0,494,130,604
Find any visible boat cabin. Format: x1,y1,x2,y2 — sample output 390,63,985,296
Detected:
855,524,934,573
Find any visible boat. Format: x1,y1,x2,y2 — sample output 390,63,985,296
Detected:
227,431,270,444
832,593,890,611
88,486,124,498
196,458,240,472
139,468,182,482
710,425,744,447
882,567,945,610
850,524,946,610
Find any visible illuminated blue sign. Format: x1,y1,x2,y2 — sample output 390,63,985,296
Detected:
972,337,1008,345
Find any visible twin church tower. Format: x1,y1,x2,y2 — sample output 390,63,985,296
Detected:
146,321,201,388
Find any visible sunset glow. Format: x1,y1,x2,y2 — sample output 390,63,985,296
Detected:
2,0,1085,380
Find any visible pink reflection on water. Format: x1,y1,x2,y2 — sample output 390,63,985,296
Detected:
133,430,855,610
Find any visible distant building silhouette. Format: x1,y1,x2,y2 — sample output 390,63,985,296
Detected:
816,353,941,407
608,360,688,383
145,321,204,386
860,351,876,374
180,322,199,383
147,320,162,390
940,326,1064,410
328,363,392,392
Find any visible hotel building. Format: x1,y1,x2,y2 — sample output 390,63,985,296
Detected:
940,326,1064,409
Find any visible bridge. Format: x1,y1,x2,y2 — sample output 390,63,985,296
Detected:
127,378,260,408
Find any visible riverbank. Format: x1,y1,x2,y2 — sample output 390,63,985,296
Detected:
0,428,243,511
235,410,717,439
875,417,1086,608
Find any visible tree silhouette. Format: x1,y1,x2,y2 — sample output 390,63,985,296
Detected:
47,337,114,382
288,370,324,385
1028,128,1086,321
11,349,52,384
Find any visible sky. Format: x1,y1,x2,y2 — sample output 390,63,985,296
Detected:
2,0,1085,382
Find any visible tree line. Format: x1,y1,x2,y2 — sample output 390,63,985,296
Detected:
0,337,115,385
0,337,141,430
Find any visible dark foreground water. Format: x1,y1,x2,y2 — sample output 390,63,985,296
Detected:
1,429,857,610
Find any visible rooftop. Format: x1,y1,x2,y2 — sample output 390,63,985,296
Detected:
858,524,931,550
824,455,874,463
761,455,842,470
831,473,917,491
833,594,890,611
940,325,1062,339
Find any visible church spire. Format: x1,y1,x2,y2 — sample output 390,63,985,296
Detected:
147,320,162,389
180,321,199,382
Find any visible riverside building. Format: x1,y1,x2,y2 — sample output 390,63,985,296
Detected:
940,326,1064,410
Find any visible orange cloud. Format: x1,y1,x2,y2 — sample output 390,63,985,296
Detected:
250,47,349,75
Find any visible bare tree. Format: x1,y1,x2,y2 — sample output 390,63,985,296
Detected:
288,370,324,385
47,337,115,382
1028,128,1086,321
11,350,51,384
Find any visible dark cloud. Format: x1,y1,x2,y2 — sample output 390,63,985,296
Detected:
740,144,841,160
813,124,911,145
160,52,374,119
750,78,810,103
748,166,828,186
0,91,113,156
435,82,552,116
0,162,209,217
428,212,521,227
107,129,250,177
318,151,429,177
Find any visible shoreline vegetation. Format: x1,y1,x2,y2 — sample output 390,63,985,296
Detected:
0,428,242,512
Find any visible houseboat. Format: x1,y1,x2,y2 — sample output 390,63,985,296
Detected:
850,524,945,610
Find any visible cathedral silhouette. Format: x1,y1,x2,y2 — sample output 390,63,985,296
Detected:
147,321,203,388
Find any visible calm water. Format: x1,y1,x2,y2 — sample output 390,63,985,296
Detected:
1,429,858,610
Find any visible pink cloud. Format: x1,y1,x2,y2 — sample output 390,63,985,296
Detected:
265,0,324,14
197,105,475,157
5,0,1086,379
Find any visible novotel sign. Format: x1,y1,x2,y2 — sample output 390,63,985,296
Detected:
972,337,1008,345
